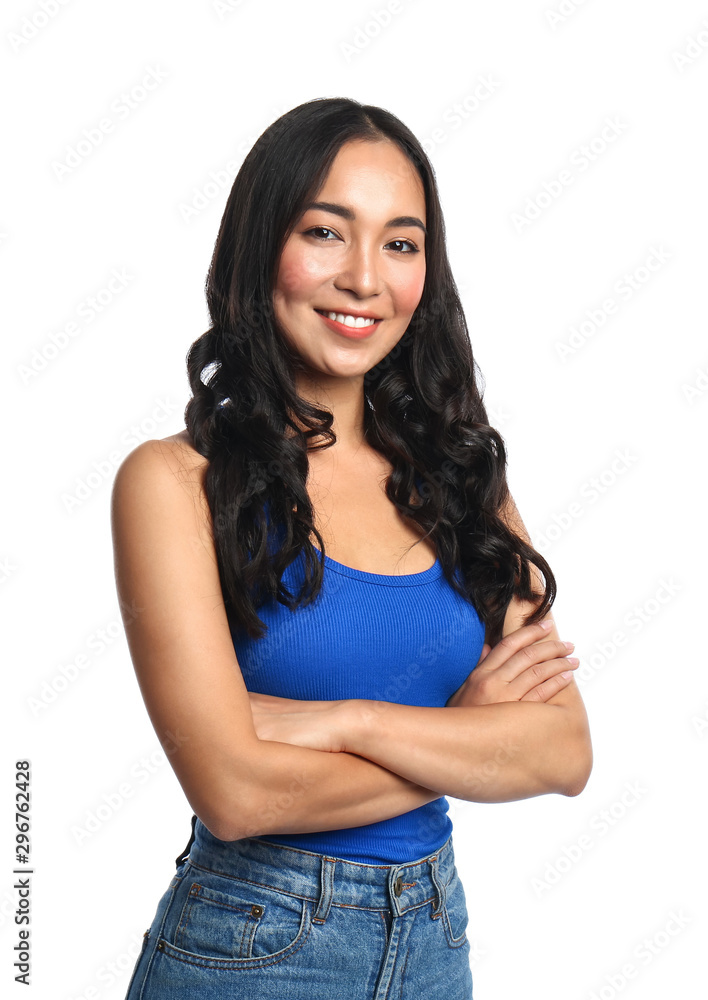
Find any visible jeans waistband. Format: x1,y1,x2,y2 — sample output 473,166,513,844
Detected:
185,817,457,919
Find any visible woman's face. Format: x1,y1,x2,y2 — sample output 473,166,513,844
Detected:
273,138,427,388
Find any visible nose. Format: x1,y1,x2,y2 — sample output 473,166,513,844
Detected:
333,239,384,300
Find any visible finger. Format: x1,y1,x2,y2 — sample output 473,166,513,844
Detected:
479,619,557,672
477,643,492,665
518,662,578,702
481,638,573,687
507,647,577,697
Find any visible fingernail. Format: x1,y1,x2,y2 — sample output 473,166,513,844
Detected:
566,657,579,666
540,619,554,630
563,641,575,651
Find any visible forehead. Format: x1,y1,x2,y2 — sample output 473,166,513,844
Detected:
314,139,426,218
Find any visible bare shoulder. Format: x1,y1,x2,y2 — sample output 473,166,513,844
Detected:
151,428,208,474
112,429,210,518
160,427,202,453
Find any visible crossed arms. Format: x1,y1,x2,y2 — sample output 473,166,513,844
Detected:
111,438,592,842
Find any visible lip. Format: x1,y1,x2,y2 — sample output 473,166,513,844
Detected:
314,308,382,339
315,307,382,320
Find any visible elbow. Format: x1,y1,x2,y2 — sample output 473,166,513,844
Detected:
201,815,235,843
205,746,270,842
192,804,241,844
193,786,264,844
210,785,266,843
204,809,258,844
560,739,593,798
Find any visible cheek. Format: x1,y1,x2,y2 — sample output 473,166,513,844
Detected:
275,246,323,298
392,264,426,316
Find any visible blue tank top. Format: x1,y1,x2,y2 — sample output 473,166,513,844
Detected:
229,505,485,864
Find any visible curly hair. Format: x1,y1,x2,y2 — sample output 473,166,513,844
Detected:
183,96,555,647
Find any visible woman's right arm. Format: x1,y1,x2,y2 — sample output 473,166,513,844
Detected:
110,437,440,842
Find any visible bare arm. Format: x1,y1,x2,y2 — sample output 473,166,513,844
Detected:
334,495,592,801
111,437,442,844
341,667,590,803
240,744,442,839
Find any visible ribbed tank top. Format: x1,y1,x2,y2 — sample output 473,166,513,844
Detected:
229,506,485,864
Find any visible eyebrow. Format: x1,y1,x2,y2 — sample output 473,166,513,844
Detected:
304,201,427,236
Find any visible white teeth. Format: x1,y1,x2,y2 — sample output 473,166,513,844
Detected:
325,311,377,328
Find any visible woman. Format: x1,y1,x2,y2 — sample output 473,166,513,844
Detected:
112,97,592,999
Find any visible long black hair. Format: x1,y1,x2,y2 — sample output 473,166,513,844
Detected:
184,96,555,647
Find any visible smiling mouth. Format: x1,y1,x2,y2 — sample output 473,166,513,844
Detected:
314,309,381,329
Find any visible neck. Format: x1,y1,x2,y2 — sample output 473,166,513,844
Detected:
288,373,370,453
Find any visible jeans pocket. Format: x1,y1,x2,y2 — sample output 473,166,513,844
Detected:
441,867,470,949
167,869,312,967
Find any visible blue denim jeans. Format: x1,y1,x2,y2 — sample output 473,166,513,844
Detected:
125,817,474,998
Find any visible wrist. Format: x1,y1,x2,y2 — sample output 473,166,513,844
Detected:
339,698,373,755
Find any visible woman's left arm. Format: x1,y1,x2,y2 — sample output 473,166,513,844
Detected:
251,613,592,804
250,494,592,803
342,626,591,803
342,492,592,802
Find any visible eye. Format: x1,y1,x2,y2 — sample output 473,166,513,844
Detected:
305,226,340,241
304,228,420,254
386,239,420,254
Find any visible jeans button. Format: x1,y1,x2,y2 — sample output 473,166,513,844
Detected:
394,877,403,896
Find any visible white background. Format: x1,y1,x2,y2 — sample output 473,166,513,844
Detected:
3,1,706,997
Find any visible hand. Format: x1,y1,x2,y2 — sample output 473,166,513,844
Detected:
247,691,349,753
445,620,577,708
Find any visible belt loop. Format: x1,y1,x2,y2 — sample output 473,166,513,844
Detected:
312,857,336,924
428,853,446,919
